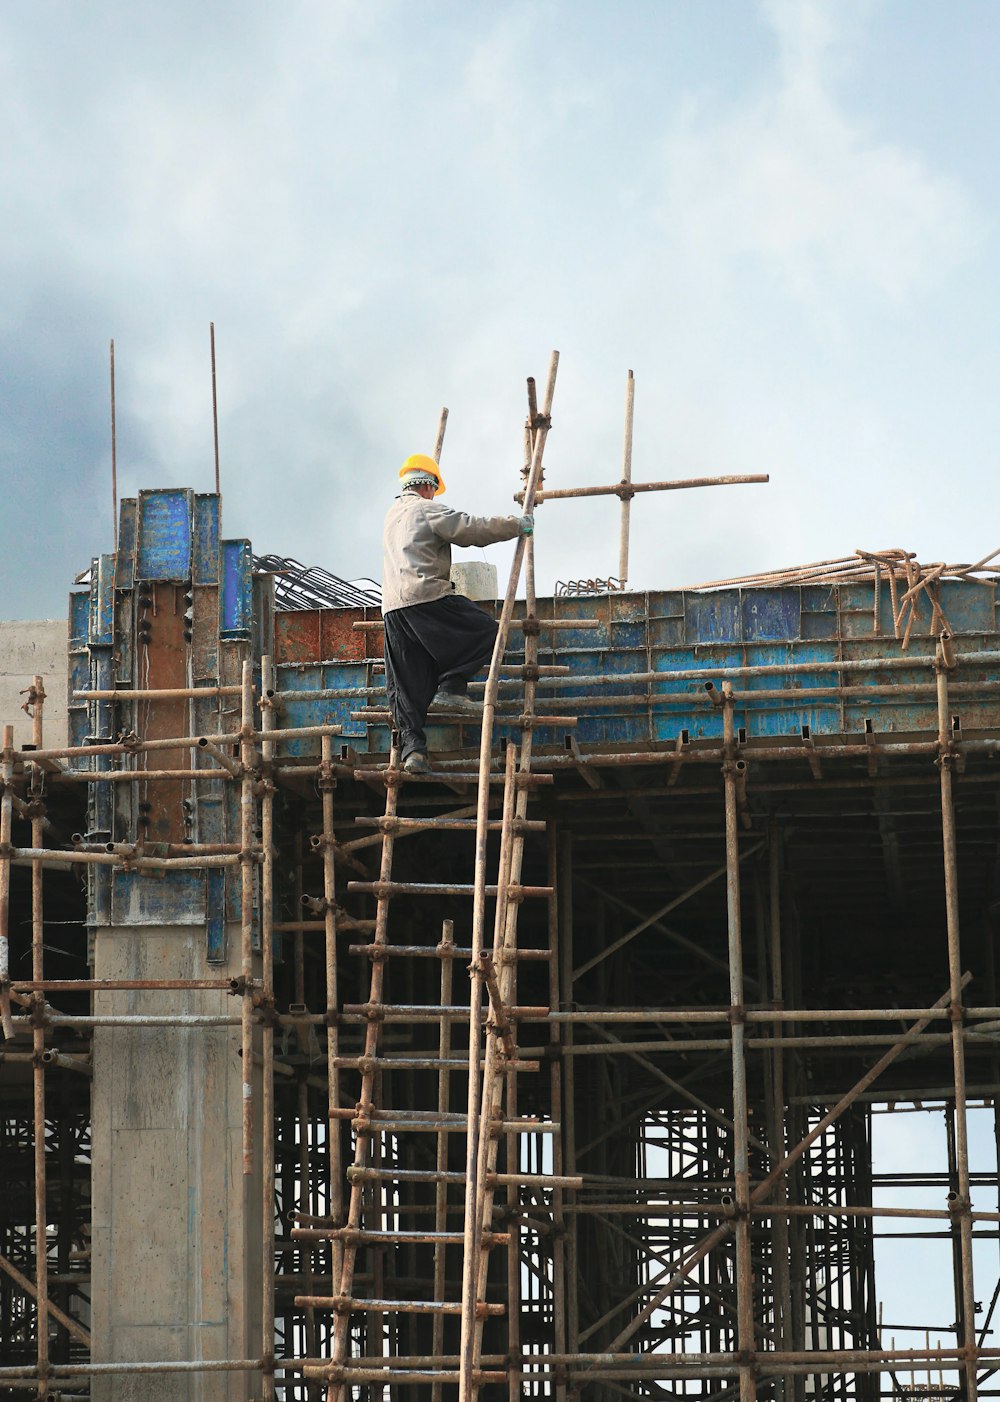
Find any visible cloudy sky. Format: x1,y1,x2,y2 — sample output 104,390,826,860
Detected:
2,0,998,621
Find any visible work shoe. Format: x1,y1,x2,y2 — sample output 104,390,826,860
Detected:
429,690,484,716
402,752,431,775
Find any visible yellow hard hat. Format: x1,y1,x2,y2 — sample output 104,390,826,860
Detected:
399,454,445,496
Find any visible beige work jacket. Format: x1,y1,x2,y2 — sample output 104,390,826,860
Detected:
381,491,521,614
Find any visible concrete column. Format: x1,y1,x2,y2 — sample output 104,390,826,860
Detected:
90,925,262,1401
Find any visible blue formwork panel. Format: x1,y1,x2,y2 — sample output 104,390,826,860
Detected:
136,489,194,581
277,578,1000,758
220,540,253,639
278,663,371,756
193,495,221,585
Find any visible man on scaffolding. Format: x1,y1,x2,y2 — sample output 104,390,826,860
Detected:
381,454,533,775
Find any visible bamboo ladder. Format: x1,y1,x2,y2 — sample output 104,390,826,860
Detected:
296,361,577,1398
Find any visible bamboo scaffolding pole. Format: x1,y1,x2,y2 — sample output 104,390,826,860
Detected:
16,722,341,765
0,724,15,1039
29,681,49,1395
722,683,756,1402
319,733,343,1301
618,369,635,585
546,824,568,1402
0,1252,88,1348
559,827,581,1362
239,659,256,1175
460,353,558,1402
937,649,979,1400
468,741,517,1380
518,472,769,503
586,974,969,1367
260,656,276,1397
431,918,454,1402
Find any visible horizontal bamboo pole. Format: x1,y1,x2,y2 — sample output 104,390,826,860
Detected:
515,473,769,503
73,686,242,700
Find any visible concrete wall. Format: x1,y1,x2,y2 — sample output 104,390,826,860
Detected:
90,925,263,1400
0,620,69,749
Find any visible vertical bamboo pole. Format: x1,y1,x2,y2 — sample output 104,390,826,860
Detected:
30,683,49,1398
722,683,756,1402
559,828,580,1364
547,822,568,1402
459,351,558,1401
319,734,343,1290
260,657,277,1398
618,369,635,585
936,653,978,1402
431,920,455,1402
504,1057,520,1402
239,661,256,1175
0,724,15,1041
472,386,551,1389
293,828,320,1402
434,407,449,465
769,830,792,1402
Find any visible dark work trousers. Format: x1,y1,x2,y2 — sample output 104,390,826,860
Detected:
383,594,498,761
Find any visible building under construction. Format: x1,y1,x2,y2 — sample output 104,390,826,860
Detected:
2,358,1000,1400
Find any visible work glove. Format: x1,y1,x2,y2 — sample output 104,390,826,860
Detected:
519,514,534,536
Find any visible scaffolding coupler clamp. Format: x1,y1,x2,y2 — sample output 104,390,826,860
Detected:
253,992,279,1026
520,616,541,638
727,1004,746,1027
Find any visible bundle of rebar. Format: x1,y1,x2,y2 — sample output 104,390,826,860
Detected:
686,545,1000,649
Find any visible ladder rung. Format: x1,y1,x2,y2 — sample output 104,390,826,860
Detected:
350,709,578,727
293,1294,505,1316
346,880,553,899
347,941,551,961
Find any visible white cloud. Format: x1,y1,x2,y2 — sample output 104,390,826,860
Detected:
660,0,982,307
